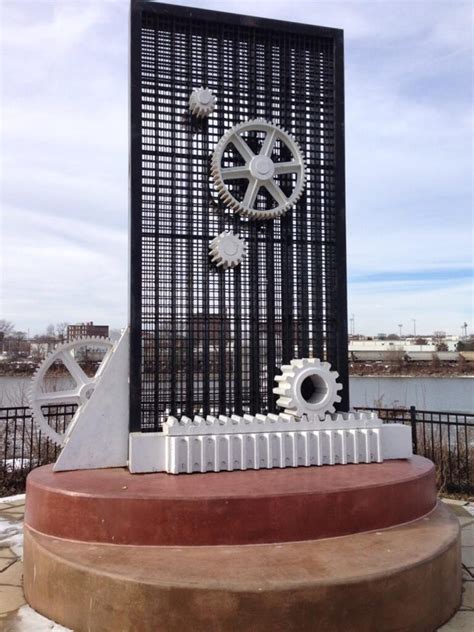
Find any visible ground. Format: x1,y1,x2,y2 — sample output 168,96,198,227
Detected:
0,494,473,631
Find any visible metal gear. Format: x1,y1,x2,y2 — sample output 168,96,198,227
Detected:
28,337,114,446
273,358,342,420
209,230,247,269
211,119,306,220
189,87,216,118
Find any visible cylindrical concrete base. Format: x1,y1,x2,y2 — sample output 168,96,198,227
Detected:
25,457,436,545
24,502,461,632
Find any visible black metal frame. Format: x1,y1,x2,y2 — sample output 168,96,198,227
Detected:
129,1,349,431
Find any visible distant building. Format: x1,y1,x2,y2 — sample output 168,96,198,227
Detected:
67,322,109,341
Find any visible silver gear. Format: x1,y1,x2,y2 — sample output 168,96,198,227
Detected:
273,358,342,420
211,119,306,220
209,231,247,269
189,87,216,118
28,337,114,446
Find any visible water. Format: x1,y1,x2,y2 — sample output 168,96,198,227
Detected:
0,375,74,407
350,376,474,413
0,374,473,413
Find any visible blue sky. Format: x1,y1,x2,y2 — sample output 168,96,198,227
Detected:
0,0,472,337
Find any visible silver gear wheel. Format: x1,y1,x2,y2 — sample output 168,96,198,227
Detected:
209,230,247,269
189,87,216,118
211,119,306,220
28,337,114,446
273,358,343,420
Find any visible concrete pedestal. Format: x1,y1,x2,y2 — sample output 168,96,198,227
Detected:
23,458,461,631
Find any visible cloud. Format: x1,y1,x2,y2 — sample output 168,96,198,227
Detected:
1,204,127,330
0,0,472,336
348,277,472,336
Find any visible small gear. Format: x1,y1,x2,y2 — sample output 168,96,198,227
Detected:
273,358,342,420
189,87,216,118
211,119,306,220
209,230,247,269
28,337,114,446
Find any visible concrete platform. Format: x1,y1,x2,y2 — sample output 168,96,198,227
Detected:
23,502,461,632
25,456,436,545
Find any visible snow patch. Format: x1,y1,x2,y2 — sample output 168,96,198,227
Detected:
9,604,71,631
0,516,24,558
465,503,474,517
0,493,26,504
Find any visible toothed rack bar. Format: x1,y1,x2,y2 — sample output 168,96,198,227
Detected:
129,414,412,474
164,411,380,436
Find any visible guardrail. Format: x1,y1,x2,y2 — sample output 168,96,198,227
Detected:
355,406,473,494
1,405,473,495
0,404,76,495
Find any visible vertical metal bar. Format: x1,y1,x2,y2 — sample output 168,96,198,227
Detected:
410,405,418,454
129,0,144,432
3,414,9,479
438,414,444,489
280,30,293,365
463,413,469,493
456,416,460,490
333,30,349,410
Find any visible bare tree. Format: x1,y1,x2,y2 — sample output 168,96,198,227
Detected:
45,324,55,338
0,319,15,336
55,322,69,342
386,348,405,373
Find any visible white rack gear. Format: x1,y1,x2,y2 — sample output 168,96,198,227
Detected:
129,411,413,474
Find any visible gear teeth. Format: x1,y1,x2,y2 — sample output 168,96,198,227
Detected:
28,336,114,447
211,119,306,221
274,357,344,421
209,230,247,270
189,87,216,118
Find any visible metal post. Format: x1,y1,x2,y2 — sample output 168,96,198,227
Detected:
410,405,418,454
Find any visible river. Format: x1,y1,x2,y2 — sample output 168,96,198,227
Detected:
349,376,473,413
0,374,472,413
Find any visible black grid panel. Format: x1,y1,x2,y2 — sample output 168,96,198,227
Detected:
130,2,348,431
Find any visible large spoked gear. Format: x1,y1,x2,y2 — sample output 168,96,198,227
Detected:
28,337,114,446
273,358,343,420
209,230,247,269
211,119,306,220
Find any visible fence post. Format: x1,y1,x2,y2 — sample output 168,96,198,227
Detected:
410,406,418,454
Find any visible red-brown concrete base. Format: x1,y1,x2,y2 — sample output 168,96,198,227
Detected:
23,502,461,632
25,456,436,545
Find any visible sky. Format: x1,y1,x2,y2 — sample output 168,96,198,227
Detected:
0,0,472,338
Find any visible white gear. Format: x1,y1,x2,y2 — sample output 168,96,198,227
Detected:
189,87,216,118
273,358,342,420
28,337,114,446
211,119,306,220
209,231,247,269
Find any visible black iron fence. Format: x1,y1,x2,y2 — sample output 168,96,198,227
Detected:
355,406,473,494
0,404,76,496
1,404,472,495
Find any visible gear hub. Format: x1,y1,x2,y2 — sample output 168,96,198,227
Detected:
209,231,247,269
273,358,342,420
211,119,306,220
189,87,216,118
